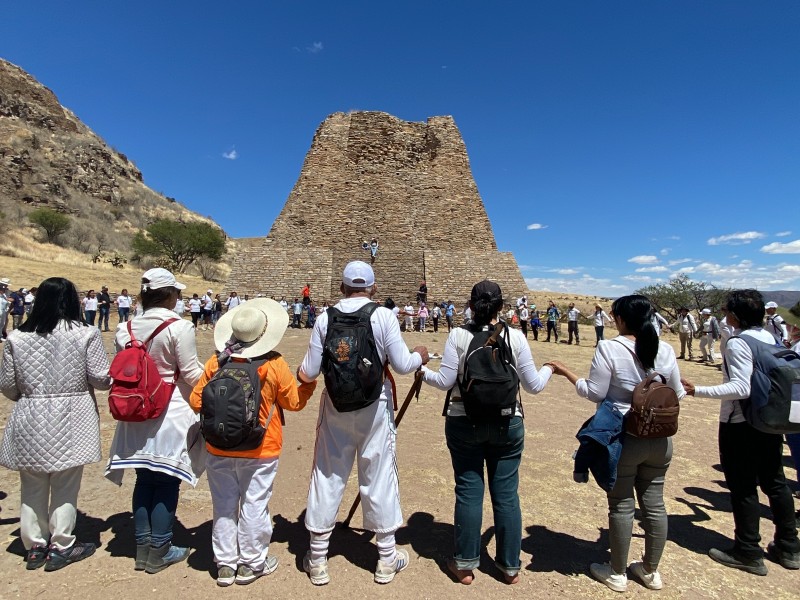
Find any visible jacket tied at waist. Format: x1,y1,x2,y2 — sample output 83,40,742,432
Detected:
574,399,626,492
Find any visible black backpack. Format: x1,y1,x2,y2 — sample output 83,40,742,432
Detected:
322,302,385,412
444,322,520,419
200,356,275,450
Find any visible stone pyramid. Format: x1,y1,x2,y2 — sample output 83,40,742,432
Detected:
227,111,527,306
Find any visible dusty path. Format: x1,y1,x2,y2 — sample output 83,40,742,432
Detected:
1,326,797,599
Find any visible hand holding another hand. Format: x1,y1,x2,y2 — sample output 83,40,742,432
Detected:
414,346,430,365
680,378,695,396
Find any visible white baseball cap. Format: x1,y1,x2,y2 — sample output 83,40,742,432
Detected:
701,308,712,315
342,261,375,288
141,268,186,291
765,301,778,309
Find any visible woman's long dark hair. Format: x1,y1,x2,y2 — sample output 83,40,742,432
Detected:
725,289,764,330
472,294,504,327
611,294,658,370
18,277,85,334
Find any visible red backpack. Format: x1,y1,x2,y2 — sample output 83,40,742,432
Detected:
109,319,179,421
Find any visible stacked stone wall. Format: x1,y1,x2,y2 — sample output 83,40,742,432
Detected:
226,111,526,305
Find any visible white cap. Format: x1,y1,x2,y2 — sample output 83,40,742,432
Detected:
701,308,712,315
141,268,186,291
342,261,375,288
765,301,778,309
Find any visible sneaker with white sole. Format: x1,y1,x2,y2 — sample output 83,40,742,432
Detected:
589,562,627,592
216,565,236,587
629,561,663,590
303,551,330,586
374,548,409,584
235,556,278,585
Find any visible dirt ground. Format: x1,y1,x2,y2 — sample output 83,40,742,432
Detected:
1,324,798,599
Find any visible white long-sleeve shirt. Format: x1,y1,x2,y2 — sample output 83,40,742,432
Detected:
574,336,685,415
299,297,423,402
591,310,612,327
694,327,774,423
765,314,788,345
422,324,553,417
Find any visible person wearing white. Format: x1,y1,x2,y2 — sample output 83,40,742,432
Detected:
116,289,133,323
298,261,429,585
519,305,529,338
0,277,111,570
591,304,613,346
652,312,669,337
718,309,734,356
548,295,684,592
106,268,205,573
422,280,552,585
670,308,697,359
764,301,789,347
682,289,800,575
699,308,719,363
173,296,186,316
567,303,581,345
403,302,414,331
224,291,242,311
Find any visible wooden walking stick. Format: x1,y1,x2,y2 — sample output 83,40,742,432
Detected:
341,369,424,529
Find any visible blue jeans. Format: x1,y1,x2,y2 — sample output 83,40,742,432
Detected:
98,306,110,330
84,310,96,326
132,469,181,547
118,307,130,323
445,416,524,575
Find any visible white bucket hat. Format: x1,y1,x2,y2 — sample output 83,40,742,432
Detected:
214,298,288,359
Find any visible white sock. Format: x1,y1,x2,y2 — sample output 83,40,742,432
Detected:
376,531,397,563
309,531,331,566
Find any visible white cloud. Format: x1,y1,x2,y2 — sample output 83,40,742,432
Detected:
555,269,579,275
635,266,669,273
777,265,800,275
526,223,548,231
628,255,659,265
674,259,800,289
222,148,238,160
660,248,670,256
623,275,664,283
707,231,766,246
776,231,792,237
667,258,694,266
307,41,324,53
761,239,800,254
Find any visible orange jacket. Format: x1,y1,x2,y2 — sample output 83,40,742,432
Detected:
189,354,316,459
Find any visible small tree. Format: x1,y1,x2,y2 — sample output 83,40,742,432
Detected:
28,208,71,243
635,274,729,320
132,219,226,273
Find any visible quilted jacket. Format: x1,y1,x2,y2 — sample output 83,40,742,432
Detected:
0,321,111,472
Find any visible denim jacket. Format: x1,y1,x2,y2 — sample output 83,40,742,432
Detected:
574,399,625,492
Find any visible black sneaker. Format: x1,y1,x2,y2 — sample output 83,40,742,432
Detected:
25,544,48,570
44,542,96,571
767,542,800,570
708,547,767,576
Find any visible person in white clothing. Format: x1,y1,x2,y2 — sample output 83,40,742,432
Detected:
173,295,186,317
548,295,685,592
698,308,719,363
591,304,613,346
519,304,529,338
670,307,697,359
422,280,553,585
567,303,581,345
764,301,789,347
106,268,205,573
403,302,414,332
298,261,429,585
652,312,670,337
682,289,800,575
224,291,242,311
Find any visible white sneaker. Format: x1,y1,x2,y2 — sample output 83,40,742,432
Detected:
303,551,330,586
629,561,663,590
374,548,409,584
590,562,627,592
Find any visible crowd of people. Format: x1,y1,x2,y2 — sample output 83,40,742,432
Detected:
0,265,798,593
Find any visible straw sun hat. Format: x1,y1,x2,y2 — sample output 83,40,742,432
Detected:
214,298,289,359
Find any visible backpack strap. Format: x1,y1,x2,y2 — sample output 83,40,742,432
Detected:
129,318,180,382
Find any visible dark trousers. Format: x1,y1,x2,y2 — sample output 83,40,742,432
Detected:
568,321,579,344
595,325,604,343
432,317,439,332
133,469,181,547
718,422,800,559
84,310,96,326
546,321,558,341
520,320,528,338
531,323,538,341
98,306,110,330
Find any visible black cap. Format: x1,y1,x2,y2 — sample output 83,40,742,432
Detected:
470,280,502,302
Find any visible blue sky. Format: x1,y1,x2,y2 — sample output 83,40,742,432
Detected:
2,1,799,297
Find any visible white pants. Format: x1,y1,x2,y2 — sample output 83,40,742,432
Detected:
305,394,402,534
700,333,717,361
206,455,278,570
20,466,83,550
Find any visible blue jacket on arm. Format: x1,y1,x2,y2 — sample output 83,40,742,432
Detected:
574,399,625,492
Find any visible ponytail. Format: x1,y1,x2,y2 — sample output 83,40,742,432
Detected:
611,294,659,371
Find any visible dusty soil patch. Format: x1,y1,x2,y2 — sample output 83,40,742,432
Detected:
1,326,797,599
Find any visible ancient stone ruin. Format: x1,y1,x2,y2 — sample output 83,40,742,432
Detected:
227,111,527,306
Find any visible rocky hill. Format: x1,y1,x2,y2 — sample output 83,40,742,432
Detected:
0,58,219,258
